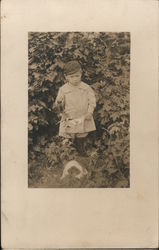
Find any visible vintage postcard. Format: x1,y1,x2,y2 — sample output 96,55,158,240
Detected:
1,0,158,248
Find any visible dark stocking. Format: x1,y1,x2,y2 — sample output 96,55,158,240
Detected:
74,137,86,156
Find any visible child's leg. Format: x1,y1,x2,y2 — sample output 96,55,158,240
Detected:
74,133,88,156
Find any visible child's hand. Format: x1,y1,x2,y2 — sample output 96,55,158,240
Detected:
53,100,64,112
85,113,92,120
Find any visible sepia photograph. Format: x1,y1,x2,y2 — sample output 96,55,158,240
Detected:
2,0,158,248
28,32,130,188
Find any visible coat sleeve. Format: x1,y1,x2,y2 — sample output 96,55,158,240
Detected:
87,86,96,114
55,88,64,107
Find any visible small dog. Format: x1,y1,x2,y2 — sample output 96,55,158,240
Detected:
60,160,88,180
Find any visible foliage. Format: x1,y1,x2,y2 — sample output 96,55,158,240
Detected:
28,32,130,188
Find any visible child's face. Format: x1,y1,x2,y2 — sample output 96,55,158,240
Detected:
65,70,82,86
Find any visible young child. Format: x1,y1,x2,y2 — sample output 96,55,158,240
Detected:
54,60,96,155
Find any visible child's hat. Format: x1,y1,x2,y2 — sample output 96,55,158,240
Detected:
64,61,81,75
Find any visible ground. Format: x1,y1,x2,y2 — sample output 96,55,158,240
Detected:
28,152,129,188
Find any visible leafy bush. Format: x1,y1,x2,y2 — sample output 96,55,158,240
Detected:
28,32,130,188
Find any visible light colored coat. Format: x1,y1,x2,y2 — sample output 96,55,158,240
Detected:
55,81,96,137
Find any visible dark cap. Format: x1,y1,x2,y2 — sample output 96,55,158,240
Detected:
64,61,81,75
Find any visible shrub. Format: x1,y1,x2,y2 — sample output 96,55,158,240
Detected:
28,32,130,187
